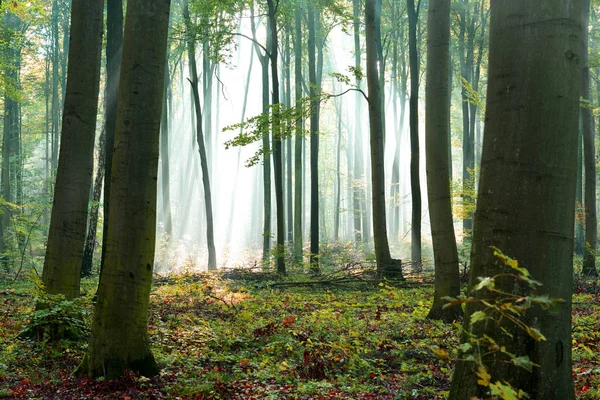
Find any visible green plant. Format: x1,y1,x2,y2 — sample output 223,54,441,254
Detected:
433,247,563,400
17,282,91,342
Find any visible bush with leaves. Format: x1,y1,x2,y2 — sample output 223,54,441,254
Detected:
17,282,90,342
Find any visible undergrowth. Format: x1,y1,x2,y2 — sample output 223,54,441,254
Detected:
0,271,598,399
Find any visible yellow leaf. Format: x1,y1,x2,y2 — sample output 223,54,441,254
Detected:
475,365,491,387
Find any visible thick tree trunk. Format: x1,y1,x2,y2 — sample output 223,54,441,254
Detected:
581,0,597,277
100,0,123,277
76,0,171,379
41,0,104,300
449,1,580,398
425,0,461,322
408,0,421,265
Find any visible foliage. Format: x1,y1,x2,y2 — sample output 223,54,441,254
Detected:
1,270,599,398
16,279,91,342
437,248,564,400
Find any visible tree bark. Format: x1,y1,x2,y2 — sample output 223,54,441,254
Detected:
76,0,171,379
293,6,303,264
449,1,580,398
100,0,123,277
581,0,597,277
41,0,104,300
366,0,399,278
308,6,320,273
266,0,285,274
408,0,421,265
425,0,461,322
81,128,105,278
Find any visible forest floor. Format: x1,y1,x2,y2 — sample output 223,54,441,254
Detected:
0,268,599,399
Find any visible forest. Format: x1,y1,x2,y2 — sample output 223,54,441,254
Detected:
0,0,599,398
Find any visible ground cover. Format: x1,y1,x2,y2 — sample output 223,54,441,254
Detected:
0,272,598,399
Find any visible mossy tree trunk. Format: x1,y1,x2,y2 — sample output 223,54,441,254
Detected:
76,0,171,379
449,1,580,398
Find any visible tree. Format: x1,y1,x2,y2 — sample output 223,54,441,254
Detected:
266,0,285,274
293,4,303,264
365,0,399,278
308,4,320,273
249,1,272,268
425,0,460,322
183,0,217,271
449,1,580,398
99,0,123,277
581,0,597,277
40,0,104,300
407,0,421,266
76,0,171,378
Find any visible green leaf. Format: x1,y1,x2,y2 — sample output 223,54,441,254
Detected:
525,326,546,342
474,277,495,291
512,355,535,372
470,311,487,324
489,381,529,400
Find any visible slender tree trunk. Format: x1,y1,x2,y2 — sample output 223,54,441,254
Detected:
41,0,104,300
160,61,173,238
365,0,399,278
449,1,580,397
425,0,461,321
575,126,584,255
408,0,421,265
76,0,171,378
250,3,271,267
183,0,217,271
285,31,293,245
266,0,285,274
308,6,320,273
334,92,343,242
352,0,365,245
81,128,105,278
581,0,597,277
293,7,303,264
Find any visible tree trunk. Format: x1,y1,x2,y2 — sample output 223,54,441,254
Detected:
183,0,217,271
160,61,173,238
581,0,597,277
250,3,271,267
308,6,320,273
425,0,461,322
449,1,580,398
100,0,123,277
408,0,421,265
293,6,303,264
366,0,399,278
352,0,365,245
41,0,104,300
76,0,171,378
266,0,285,274
81,128,105,278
